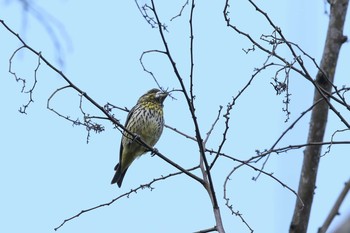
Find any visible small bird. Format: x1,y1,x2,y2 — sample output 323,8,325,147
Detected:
111,88,168,187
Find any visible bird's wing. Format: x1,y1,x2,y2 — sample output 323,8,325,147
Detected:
119,105,138,164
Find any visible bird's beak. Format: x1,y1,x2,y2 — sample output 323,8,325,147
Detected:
157,91,168,103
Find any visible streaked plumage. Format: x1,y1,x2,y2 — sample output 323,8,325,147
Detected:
111,88,168,187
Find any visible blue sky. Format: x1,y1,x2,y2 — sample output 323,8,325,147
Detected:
1,0,349,232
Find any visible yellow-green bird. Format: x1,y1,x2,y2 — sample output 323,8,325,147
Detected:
111,88,168,187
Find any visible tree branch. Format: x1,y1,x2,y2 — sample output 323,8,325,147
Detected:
290,1,349,232
318,178,350,233
54,165,200,231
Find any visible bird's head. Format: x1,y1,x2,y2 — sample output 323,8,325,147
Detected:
137,88,168,106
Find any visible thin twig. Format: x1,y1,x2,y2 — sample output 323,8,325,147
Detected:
170,0,189,21
139,49,166,89
164,124,197,142
204,105,223,144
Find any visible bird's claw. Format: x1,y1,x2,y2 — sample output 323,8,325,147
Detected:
151,148,159,157
132,134,141,142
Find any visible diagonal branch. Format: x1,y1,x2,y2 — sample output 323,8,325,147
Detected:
1,18,204,187
54,165,200,231
318,178,350,233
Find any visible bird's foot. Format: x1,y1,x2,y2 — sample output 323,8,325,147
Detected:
132,134,141,142
150,148,159,157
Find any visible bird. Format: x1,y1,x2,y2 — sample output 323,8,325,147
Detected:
111,88,168,187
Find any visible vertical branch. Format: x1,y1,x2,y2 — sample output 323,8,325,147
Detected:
186,3,224,232
149,1,225,232
290,1,349,232
189,0,195,103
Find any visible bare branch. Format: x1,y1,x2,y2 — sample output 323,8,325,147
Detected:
189,0,195,106
222,162,254,232
139,49,167,89
210,149,302,203
318,178,350,233
164,124,197,142
54,165,200,231
204,105,223,145
104,102,129,113
170,0,189,21
8,46,40,113
8,46,27,92
193,226,217,233
210,62,276,170
134,0,158,28
322,129,350,156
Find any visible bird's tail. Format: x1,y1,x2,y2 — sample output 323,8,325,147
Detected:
111,163,127,187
